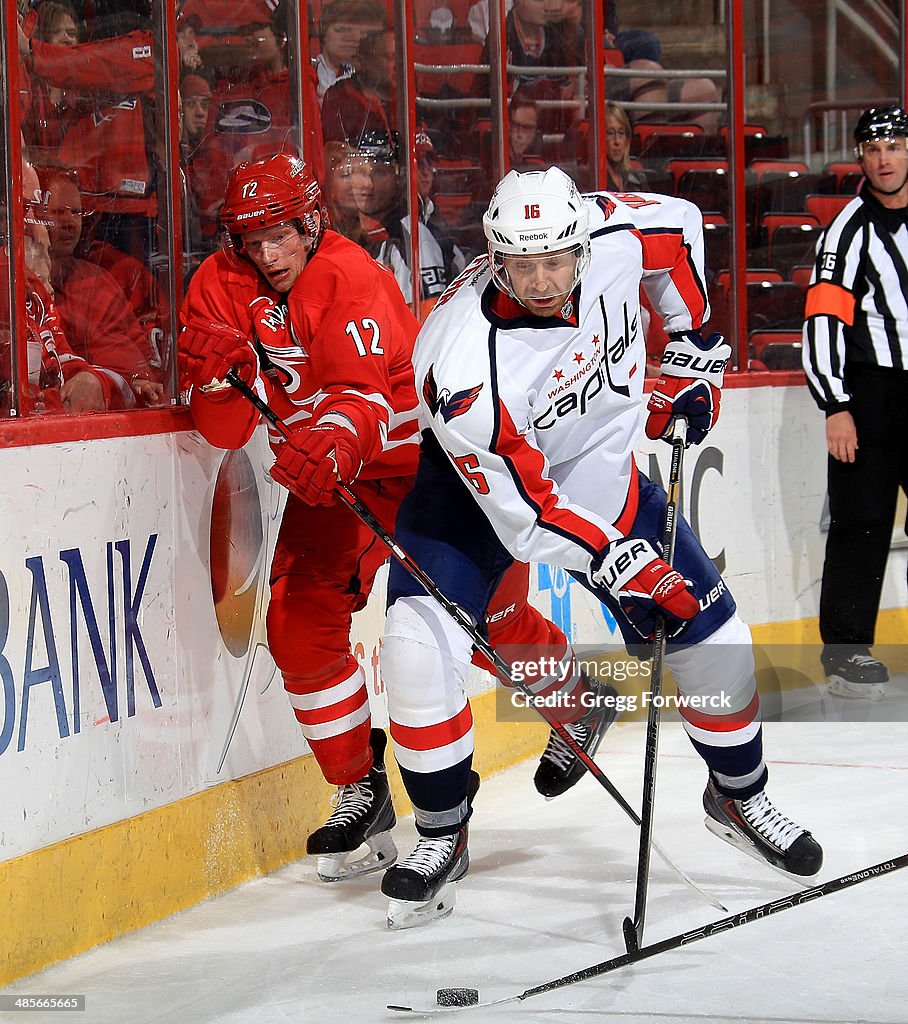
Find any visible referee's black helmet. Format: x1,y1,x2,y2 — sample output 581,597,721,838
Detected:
854,105,908,144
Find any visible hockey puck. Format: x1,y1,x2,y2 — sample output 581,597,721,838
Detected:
436,988,479,1006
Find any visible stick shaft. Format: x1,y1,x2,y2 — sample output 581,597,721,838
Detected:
626,419,687,948
526,853,908,1000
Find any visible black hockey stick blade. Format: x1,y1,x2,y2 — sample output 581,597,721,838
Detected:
388,852,907,1014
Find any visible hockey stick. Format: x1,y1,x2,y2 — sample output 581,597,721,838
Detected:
224,370,724,911
387,851,908,1014
623,417,688,952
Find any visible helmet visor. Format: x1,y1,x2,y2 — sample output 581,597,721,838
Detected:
491,245,588,307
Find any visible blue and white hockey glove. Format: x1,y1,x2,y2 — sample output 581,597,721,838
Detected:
646,331,731,446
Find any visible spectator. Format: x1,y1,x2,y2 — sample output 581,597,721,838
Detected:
181,72,213,151
508,91,546,170
468,0,720,133
1,160,109,415
177,10,203,71
603,7,721,133
545,0,584,65
415,130,470,279
801,105,908,700
493,0,579,135
467,0,508,43
35,2,80,46
314,0,387,104
24,1,159,263
605,100,645,190
22,1,81,159
42,167,164,407
474,92,545,207
349,130,404,242
321,28,396,144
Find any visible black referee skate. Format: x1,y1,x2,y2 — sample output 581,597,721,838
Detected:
823,647,888,701
306,729,397,882
381,771,480,930
703,778,823,878
534,676,621,799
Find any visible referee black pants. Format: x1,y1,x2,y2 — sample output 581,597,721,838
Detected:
820,363,908,647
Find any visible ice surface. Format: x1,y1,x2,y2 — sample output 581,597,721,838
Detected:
4,701,908,1024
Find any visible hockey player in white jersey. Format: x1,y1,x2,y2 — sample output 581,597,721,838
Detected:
378,167,824,929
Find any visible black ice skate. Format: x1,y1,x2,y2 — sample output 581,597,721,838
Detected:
381,772,479,930
823,647,888,701
534,676,621,799
703,778,823,878
306,729,397,882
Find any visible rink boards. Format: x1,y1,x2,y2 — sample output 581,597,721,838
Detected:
0,380,905,983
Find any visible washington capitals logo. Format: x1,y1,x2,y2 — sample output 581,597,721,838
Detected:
422,365,483,422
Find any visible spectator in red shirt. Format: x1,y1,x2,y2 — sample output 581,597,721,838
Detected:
181,73,213,152
1,159,110,415
41,167,164,407
21,1,81,160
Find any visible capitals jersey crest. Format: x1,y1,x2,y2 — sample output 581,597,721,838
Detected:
422,364,483,422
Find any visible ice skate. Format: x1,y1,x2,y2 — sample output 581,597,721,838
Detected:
534,676,621,799
306,729,397,882
823,648,888,702
381,826,470,929
703,777,823,879
381,771,479,929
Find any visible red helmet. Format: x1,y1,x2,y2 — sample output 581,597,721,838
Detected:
220,152,322,240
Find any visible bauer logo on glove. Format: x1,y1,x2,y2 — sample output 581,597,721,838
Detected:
591,537,700,640
646,331,731,446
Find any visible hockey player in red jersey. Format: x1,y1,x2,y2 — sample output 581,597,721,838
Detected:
378,167,824,929
179,152,417,882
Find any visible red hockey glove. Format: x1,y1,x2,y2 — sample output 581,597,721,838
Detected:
269,424,363,506
591,538,700,640
645,331,731,446
179,319,259,392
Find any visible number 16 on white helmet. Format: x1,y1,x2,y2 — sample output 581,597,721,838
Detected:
482,166,591,309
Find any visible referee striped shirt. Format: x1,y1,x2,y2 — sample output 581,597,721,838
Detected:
801,187,908,412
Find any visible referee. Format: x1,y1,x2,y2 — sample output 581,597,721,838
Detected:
802,104,908,700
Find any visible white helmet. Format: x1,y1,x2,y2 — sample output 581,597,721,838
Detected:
482,166,590,297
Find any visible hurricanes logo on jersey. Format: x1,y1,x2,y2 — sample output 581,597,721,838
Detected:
422,365,483,422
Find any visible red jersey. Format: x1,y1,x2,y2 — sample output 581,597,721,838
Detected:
52,258,160,393
0,256,114,414
30,32,157,215
29,32,155,95
181,231,421,479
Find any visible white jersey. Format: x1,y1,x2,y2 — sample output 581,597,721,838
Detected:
413,189,709,576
